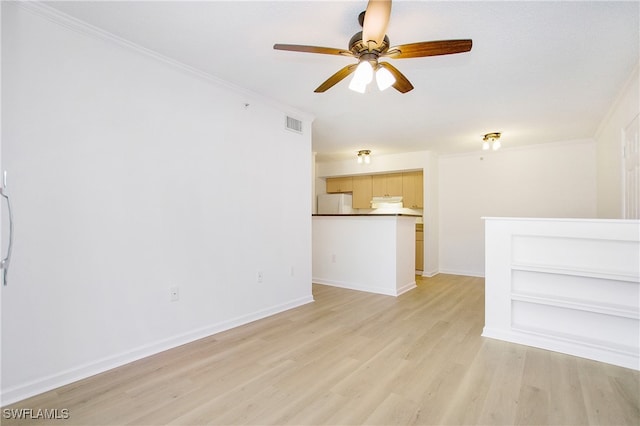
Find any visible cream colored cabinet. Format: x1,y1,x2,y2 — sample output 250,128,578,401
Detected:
352,175,373,209
402,171,424,208
327,171,421,208
326,176,353,193
415,223,424,271
372,175,385,196
372,173,403,197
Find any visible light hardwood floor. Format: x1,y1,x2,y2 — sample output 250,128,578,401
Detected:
3,275,639,425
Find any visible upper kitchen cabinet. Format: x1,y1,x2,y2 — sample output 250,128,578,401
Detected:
402,171,424,209
352,175,373,209
372,173,403,197
326,176,353,193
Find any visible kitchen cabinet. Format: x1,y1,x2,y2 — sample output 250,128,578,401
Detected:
326,176,353,193
352,175,373,209
402,171,424,208
415,223,424,271
326,171,422,208
372,173,403,197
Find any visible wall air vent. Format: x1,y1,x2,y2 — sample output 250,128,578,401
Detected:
285,116,303,134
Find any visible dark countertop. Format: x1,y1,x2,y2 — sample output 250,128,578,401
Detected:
313,214,422,217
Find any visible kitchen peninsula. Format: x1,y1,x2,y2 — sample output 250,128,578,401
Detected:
312,214,420,296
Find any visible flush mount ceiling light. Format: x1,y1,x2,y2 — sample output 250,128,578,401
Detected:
482,132,502,151
357,149,372,164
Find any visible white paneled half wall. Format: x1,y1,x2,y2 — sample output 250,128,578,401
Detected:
483,218,640,370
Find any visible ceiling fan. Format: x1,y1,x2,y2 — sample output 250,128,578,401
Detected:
274,0,472,94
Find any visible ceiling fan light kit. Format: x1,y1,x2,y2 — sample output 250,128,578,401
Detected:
273,0,472,94
375,65,396,91
348,79,367,94
349,60,374,93
348,59,397,93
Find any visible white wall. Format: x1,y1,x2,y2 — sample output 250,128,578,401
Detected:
439,140,597,277
595,63,639,218
1,3,313,404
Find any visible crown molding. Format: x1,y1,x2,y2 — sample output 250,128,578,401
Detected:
14,1,315,122
594,60,639,141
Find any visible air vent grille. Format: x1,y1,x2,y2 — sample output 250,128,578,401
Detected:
285,116,303,134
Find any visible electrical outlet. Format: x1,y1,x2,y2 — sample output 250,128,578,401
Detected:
170,286,179,302
331,254,336,263
290,266,295,277
257,271,263,283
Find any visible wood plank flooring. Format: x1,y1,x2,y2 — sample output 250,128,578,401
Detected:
3,274,639,425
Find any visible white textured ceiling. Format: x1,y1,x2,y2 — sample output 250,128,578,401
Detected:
45,1,639,161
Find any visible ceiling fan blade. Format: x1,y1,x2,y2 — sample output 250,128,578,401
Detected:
314,64,358,93
383,39,472,59
274,44,353,57
378,62,413,93
362,0,392,49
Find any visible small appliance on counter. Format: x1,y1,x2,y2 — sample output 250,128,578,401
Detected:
317,193,353,214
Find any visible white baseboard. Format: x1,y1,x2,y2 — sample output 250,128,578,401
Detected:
312,278,412,297
437,268,485,278
418,270,484,278
420,269,440,278
482,327,640,371
1,295,314,406
397,281,417,296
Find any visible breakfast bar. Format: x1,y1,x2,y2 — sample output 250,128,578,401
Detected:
312,214,420,296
